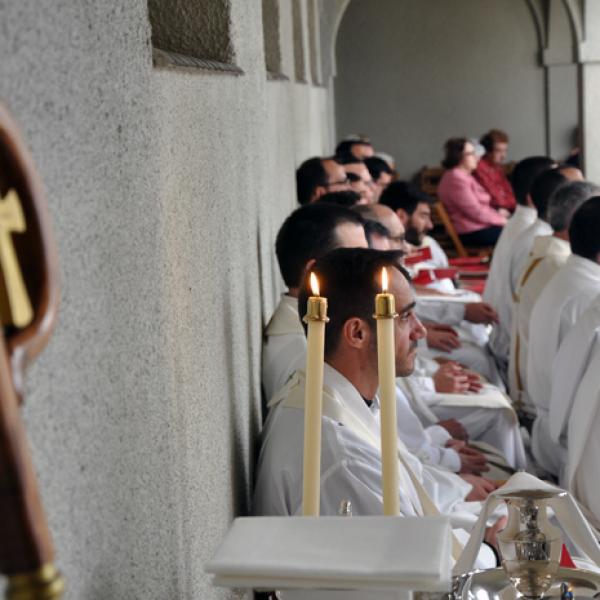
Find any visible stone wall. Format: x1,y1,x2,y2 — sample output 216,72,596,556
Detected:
0,1,334,598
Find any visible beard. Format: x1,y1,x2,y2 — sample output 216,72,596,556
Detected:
396,340,418,377
405,225,423,246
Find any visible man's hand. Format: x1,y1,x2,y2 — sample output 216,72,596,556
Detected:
457,446,489,475
445,438,466,451
464,302,499,325
426,323,461,352
462,475,498,501
485,516,508,552
433,362,470,393
463,369,484,392
438,418,468,441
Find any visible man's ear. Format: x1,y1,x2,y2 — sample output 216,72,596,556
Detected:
342,317,372,349
395,208,409,225
311,187,327,203
299,258,317,288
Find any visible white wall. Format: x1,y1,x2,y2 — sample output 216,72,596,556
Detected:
335,0,548,176
0,1,333,598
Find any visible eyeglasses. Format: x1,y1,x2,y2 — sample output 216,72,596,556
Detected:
463,151,476,157
389,233,406,243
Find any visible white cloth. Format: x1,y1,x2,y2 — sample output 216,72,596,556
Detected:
509,219,554,294
528,254,600,476
565,335,600,529
254,365,489,529
207,516,454,595
416,296,503,386
395,384,460,472
508,235,570,414
422,235,450,268
484,205,537,366
550,296,600,446
548,297,600,525
395,374,526,470
262,295,306,403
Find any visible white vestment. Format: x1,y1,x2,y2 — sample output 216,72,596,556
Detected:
395,384,460,472
416,296,503,386
262,294,306,403
252,366,497,567
508,235,570,415
564,325,600,529
254,366,476,518
484,205,537,368
422,235,449,268
527,254,600,476
397,373,527,470
263,298,461,473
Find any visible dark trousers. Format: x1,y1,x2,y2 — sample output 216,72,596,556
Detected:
459,225,503,246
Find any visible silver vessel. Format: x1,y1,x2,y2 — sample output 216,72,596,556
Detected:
453,567,600,600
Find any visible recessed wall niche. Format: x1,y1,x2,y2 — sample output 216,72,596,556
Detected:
148,0,242,73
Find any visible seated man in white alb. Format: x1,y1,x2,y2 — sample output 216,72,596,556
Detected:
507,169,568,294
484,157,556,377
253,248,503,567
548,295,600,527
509,181,597,417
528,197,600,477
379,181,502,384
348,203,524,470
262,203,368,403
263,203,497,482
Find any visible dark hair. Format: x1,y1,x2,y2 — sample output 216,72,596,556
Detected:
510,156,556,206
569,196,600,261
336,155,365,166
442,137,468,169
298,248,408,357
363,219,390,248
335,139,372,161
318,190,362,207
296,157,328,205
547,182,598,232
275,203,365,288
380,181,434,215
480,129,509,153
364,156,393,182
530,169,567,221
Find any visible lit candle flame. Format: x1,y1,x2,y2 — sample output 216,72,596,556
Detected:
310,272,320,296
381,267,388,292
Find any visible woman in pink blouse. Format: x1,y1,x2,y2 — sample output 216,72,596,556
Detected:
437,137,507,246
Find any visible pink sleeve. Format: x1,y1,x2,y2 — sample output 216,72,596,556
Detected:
441,173,505,230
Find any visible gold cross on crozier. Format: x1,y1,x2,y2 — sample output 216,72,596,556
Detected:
0,189,33,327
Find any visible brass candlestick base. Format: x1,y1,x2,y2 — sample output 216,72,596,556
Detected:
6,564,65,600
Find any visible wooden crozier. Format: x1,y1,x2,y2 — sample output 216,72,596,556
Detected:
0,103,64,598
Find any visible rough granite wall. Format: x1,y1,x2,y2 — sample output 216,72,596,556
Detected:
335,0,549,177
0,1,333,598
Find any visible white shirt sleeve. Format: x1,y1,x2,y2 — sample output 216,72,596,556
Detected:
416,299,466,327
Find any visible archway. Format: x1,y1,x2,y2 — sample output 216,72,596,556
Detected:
332,0,578,176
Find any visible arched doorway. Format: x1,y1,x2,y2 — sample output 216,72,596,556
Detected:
333,0,578,176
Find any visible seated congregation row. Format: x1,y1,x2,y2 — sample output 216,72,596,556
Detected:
254,133,600,566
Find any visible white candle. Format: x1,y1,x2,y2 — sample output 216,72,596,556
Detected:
302,272,328,516
375,267,400,516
